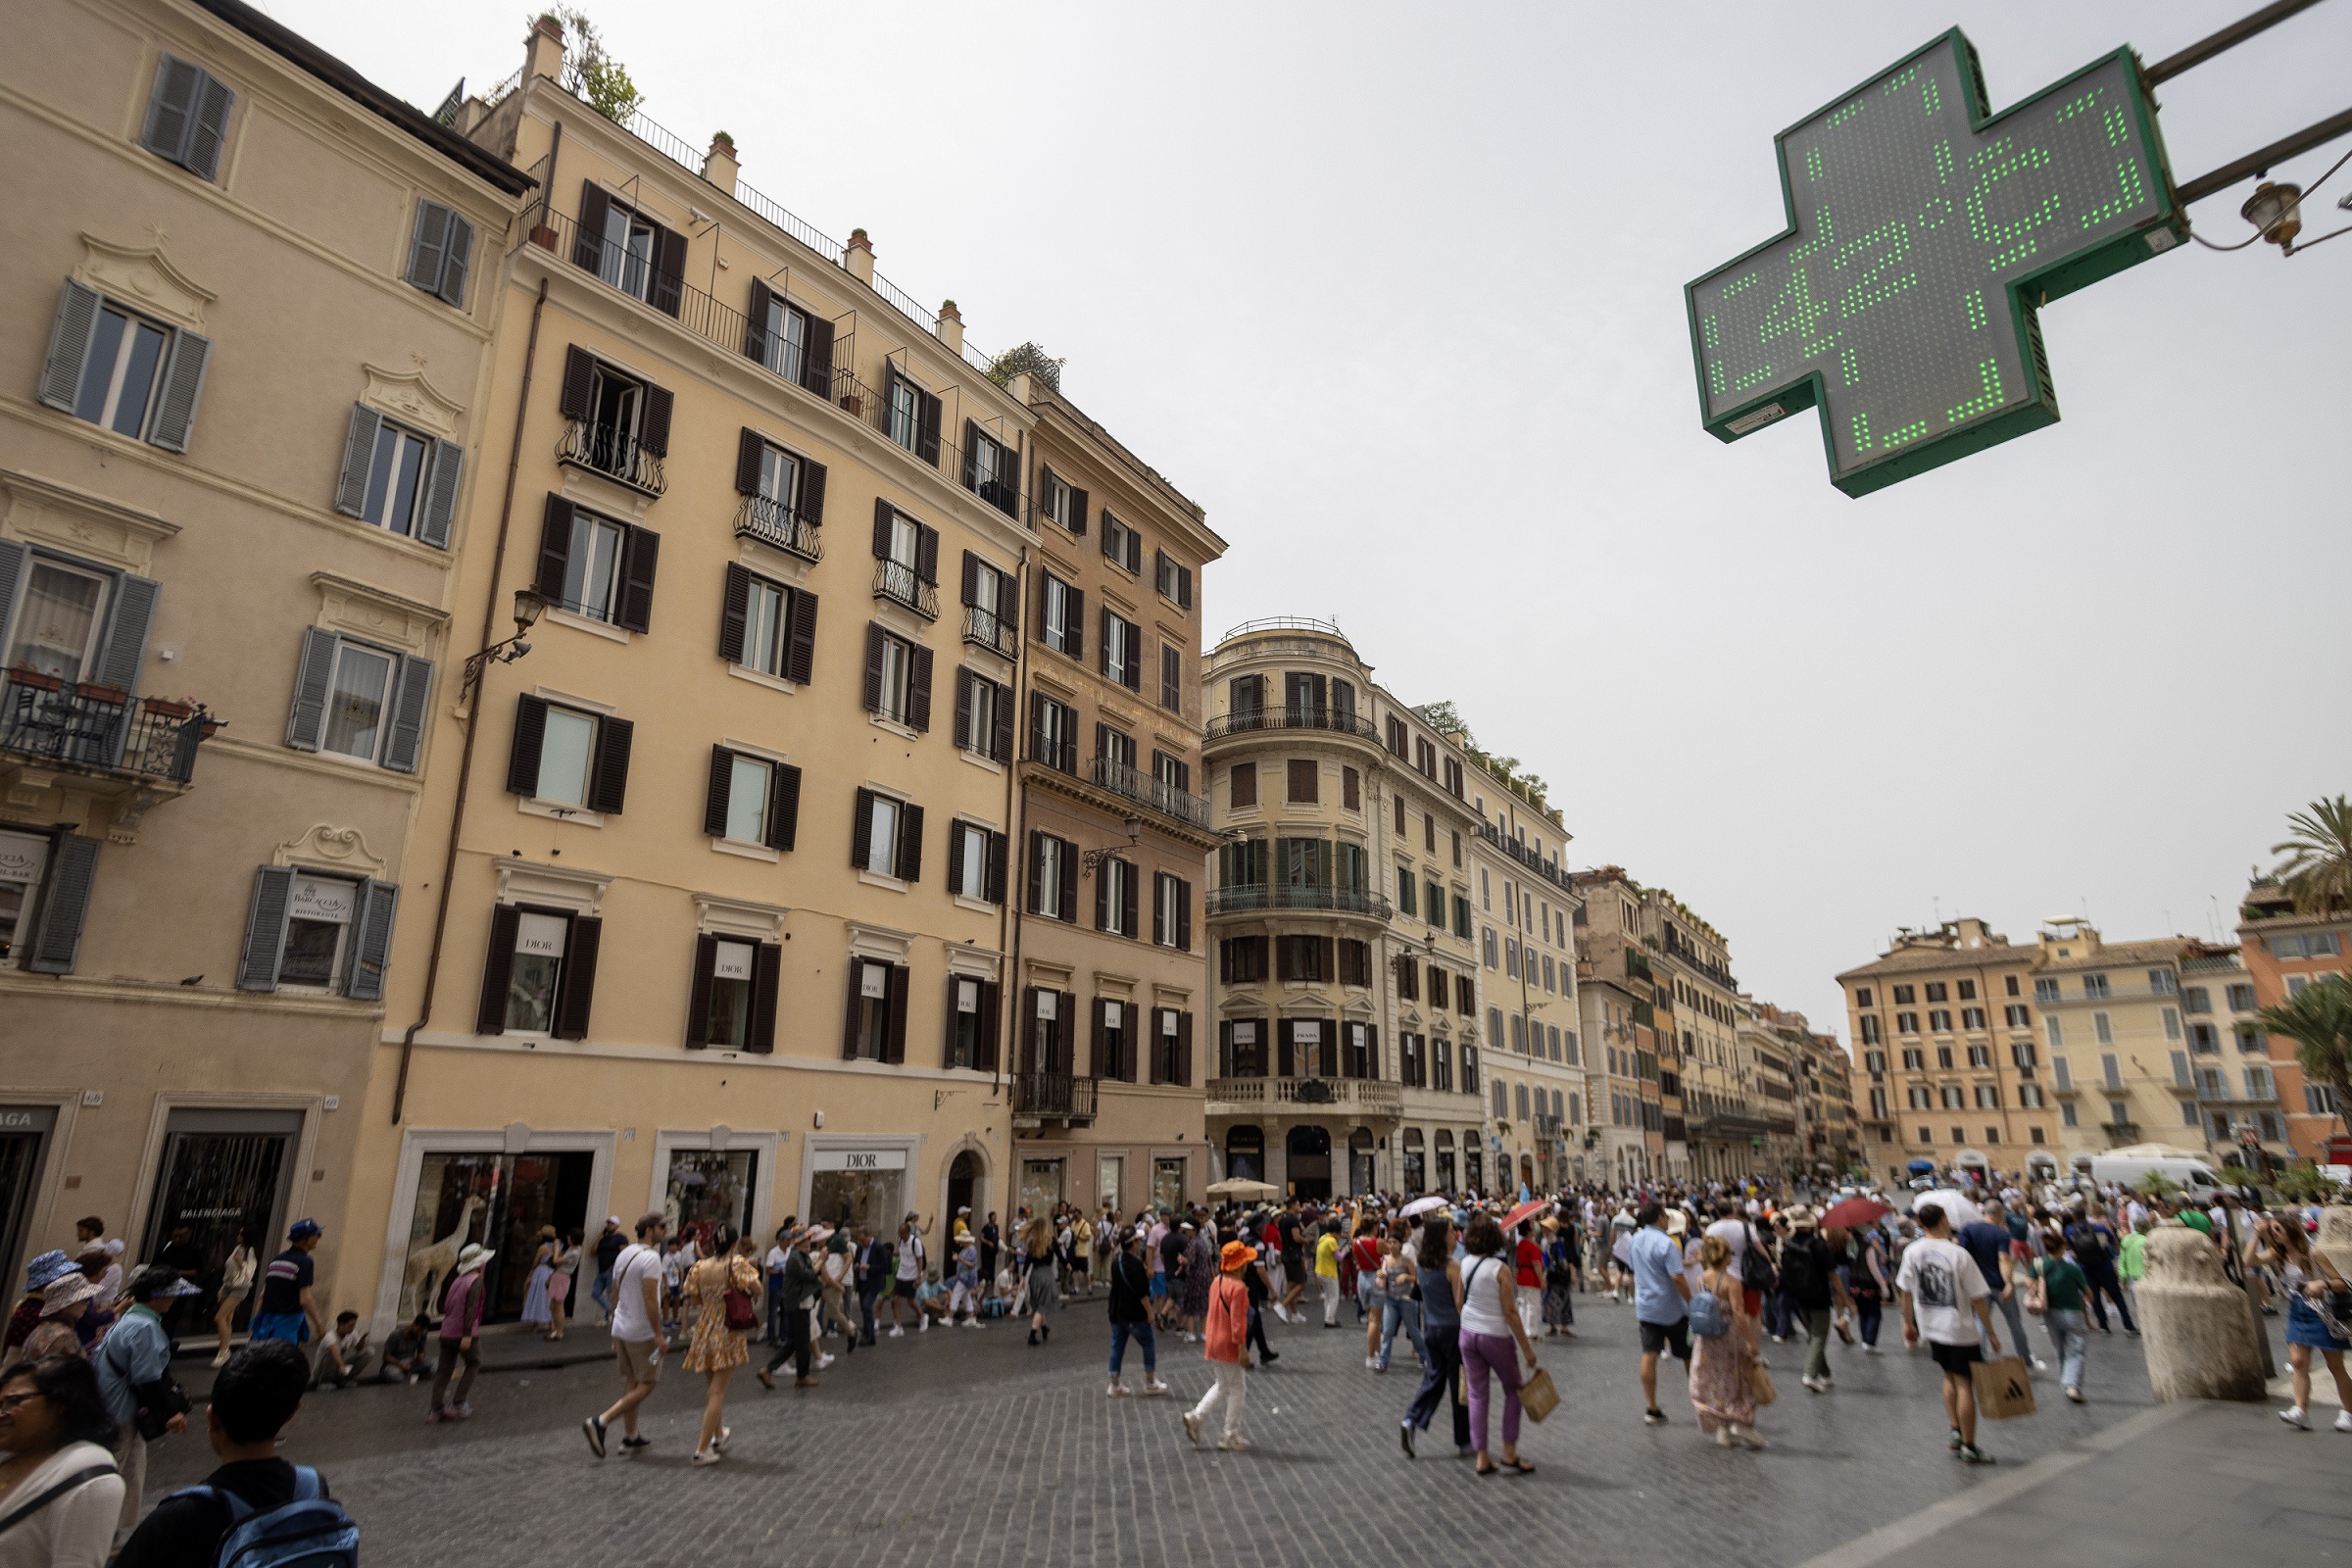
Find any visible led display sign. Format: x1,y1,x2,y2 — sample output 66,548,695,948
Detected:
1687,31,2183,496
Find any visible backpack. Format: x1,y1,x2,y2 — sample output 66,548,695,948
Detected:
175,1466,357,1568
1688,1287,1729,1338
1740,1222,1778,1295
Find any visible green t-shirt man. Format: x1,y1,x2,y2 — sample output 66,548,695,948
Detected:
2118,1229,2148,1280
2032,1255,2087,1312
2177,1208,2213,1238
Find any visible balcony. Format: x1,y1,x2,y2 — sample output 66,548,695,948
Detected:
1011,1073,1096,1126
557,418,665,497
2102,1121,2142,1147
733,494,822,564
1205,706,1381,744
1205,1076,1403,1116
1090,756,1211,829
961,605,1017,660
2,671,213,789
871,559,940,620
1206,883,1393,921
1473,822,1576,896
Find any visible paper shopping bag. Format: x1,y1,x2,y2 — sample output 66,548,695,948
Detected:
1747,1363,1777,1406
1519,1367,1559,1423
1971,1355,2037,1420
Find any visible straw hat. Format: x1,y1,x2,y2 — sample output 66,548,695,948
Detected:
454,1243,496,1273
41,1273,101,1315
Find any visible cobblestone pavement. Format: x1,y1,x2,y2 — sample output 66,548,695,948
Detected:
144,1291,2316,1568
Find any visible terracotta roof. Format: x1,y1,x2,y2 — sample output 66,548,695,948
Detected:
1836,944,2035,983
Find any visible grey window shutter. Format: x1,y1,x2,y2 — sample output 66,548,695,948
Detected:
94,573,159,693
784,590,817,684
234,865,296,991
283,627,339,751
25,835,100,975
906,644,934,732
143,57,200,162
897,803,924,884
506,694,549,794
380,655,432,773
146,329,212,453
554,915,601,1040
475,905,520,1034
587,715,633,814
38,281,103,412
615,525,659,633
685,932,718,1047
407,200,450,291
703,744,733,836
187,73,234,180
0,541,24,652
333,404,382,516
718,563,751,664
416,439,464,548
536,494,574,600
437,215,473,307
850,788,876,870
767,763,801,851
344,878,399,1002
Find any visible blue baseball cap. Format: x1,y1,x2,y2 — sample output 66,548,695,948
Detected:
288,1218,321,1241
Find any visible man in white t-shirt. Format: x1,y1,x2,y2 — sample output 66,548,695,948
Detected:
1703,1200,1758,1317
888,1216,927,1335
584,1212,668,1458
1895,1200,1999,1465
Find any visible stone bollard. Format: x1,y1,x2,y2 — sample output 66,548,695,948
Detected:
2137,1218,2267,1402
2319,1204,2352,1284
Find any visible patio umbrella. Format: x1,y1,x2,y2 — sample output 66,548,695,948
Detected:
1400,1195,1447,1218
1818,1197,1891,1232
1909,1189,1983,1229
1503,1198,1553,1231
1205,1178,1278,1200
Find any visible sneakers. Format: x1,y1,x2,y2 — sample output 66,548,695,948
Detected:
2032,1357,2048,1371
1801,1375,1825,1395
1643,1408,1668,1426
1364,1356,1377,1370
425,1408,445,1424
2335,1410,2352,1434
2279,1405,2310,1430
1735,1427,1768,1449
210,1349,231,1369
1107,1382,1132,1397
2064,1387,2084,1403
1864,1344,1884,1355
712,1426,731,1452
583,1415,607,1457
1716,1426,1734,1447
888,1325,906,1338
1948,1427,1965,1450
1400,1421,1416,1458
619,1435,650,1452
692,1448,723,1466
1216,1435,1252,1451
919,1318,930,1333
1183,1411,1202,1446
446,1403,472,1421
816,1352,837,1369
1141,1380,1169,1396
1957,1444,1995,1465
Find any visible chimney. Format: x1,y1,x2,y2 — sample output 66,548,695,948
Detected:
844,228,875,285
525,13,565,83
935,299,963,357
703,132,739,196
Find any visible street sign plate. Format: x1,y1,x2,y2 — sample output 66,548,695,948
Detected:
1687,31,2182,496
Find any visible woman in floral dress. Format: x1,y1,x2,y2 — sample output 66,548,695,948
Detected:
1690,1234,1765,1448
682,1229,760,1466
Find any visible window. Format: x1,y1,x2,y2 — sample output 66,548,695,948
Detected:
1152,750,1191,799
1032,694,1078,773
2082,973,2110,999
1856,987,1875,1008
1100,513,1144,573
1282,759,1319,805
1161,645,1183,713
39,284,211,453
1394,793,1407,835
1101,609,1142,691
1939,1084,1964,1109
333,408,463,545
1386,714,1408,759
720,565,817,684
1960,1006,1986,1030
2004,1004,2031,1028
2227,983,2256,1012
2019,1083,2044,1107
1860,1015,1882,1045
1966,1042,1990,1067
1956,979,1977,1001
1924,982,1947,1003
1432,1037,1454,1092
2052,1055,2072,1090
2091,1011,2112,1046
2274,931,2343,959
1338,939,1371,988
2034,978,2060,1004
534,496,658,631
1901,1048,1925,1070
744,280,831,393
1280,935,1329,984
1341,766,1361,812
2236,1025,2264,1054
506,696,631,813
1896,1011,1919,1035
954,669,1012,762
702,746,801,850
1097,856,1139,938
1396,866,1417,920
863,624,934,731
945,820,1008,906
404,199,475,308
2245,1065,2275,1100
844,957,908,1061
2181,985,2210,1014
853,788,923,882
2061,1102,2079,1128
870,504,939,615
1030,832,1078,922
685,935,779,1052
1482,927,1497,969
2045,1015,2064,1050
2310,1085,2340,1115
1908,1086,1933,1109
278,629,430,773
140,55,234,178
947,977,999,1072
1892,985,1916,1005
732,429,826,558
1394,949,1418,999
2105,1099,2130,1127
1037,466,1088,536
1974,1083,2000,1108
1095,999,1134,1083
1928,1008,1952,1033
1228,761,1256,808
1454,895,1473,942
1152,872,1191,950
2148,968,2178,995
234,868,398,999
2098,1052,2122,1091
1865,1050,1886,1073
1040,573,1083,659
960,423,1017,516
1222,936,1267,985
2161,1005,2180,1041
1153,549,1194,609
882,363,942,462
479,906,600,1037
2011,1040,2037,1068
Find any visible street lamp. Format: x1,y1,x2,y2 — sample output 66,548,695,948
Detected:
1081,813,1144,876
460,587,548,700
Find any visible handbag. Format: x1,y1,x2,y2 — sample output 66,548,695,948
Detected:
1747,1363,1777,1406
713,1260,757,1333
1519,1366,1560,1423
131,1371,192,1442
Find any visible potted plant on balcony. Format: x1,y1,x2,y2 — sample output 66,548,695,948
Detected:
6,665,64,693
74,681,128,705
141,696,196,719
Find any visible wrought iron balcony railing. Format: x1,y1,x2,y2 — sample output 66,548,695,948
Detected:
1,671,211,784
557,418,665,496
1089,756,1210,829
961,605,1017,659
733,494,822,563
1011,1073,1096,1120
871,559,941,620
1205,706,1381,743
1206,884,1393,920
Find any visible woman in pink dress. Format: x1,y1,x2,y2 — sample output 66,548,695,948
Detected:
1690,1234,1765,1448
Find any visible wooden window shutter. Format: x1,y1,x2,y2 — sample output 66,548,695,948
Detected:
959,551,979,608
381,656,433,775
1161,646,1180,711
233,864,296,992
587,715,634,814
36,281,103,414
572,182,611,272
1177,879,1191,952
703,745,734,836
282,627,339,752
1068,487,1089,536
506,694,549,795
1218,1019,1234,1077
146,328,211,454
941,974,962,1065
862,623,886,712
1098,608,1112,678
1121,618,1142,692
333,405,384,516
914,389,942,466
984,831,1007,905
554,915,601,1039
637,382,675,456
1343,767,1360,810
1027,831,1045,913
735,427,764,494
558,344,595,420
954,667,973,751
961,417,981,490
1092,998,1108,1080
1230,763,1255,808
992,684,1012,763
785,590,818,684
1096,856,1111,932
614,525,660,633
945,823,965,897
535,494,575,601
718,564,752,664
1058,836,1079,923
417,440,464,550
1065,588,1083,662
749,943,781,1054
1021,986,1041,1074
1175,1011,1194,1086
649,225,687,317
743,277,772,362
766,763,801,851
1321,937,1337,984
1278,1018,1296,1079
915,525,940,585
1152,873,1166,946
685,932,719,1047
851,788,876,870
842,961,865,1058
906,644,934,732
1122,862,1139,941
800,460,827,523
872,497,894,560
802,313,834,398
474,905,522,1034
897,803,925,884
1394,792,1406,834
344,880,400,1003
1178,564,1193,608
885,963,910,1062
978,980,1002,1071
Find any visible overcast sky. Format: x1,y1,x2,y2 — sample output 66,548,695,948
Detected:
263,0,2352,1039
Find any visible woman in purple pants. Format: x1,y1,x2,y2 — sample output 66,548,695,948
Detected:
1456,1214,1541,1476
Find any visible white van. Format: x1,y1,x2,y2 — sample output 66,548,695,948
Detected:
2087,1153,2221,1197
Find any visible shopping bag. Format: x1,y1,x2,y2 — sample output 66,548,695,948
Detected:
1971,1355,2036,1420
1747,1363,1777,1406
1519,1366,1560,1423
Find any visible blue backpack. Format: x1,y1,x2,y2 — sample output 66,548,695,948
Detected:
173,1466,357,1568
1688,1287,1729,1339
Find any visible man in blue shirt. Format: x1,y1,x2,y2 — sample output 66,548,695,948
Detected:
97,1265,196,1550
1628,1201,1693,1426
1955,1200,2036,1371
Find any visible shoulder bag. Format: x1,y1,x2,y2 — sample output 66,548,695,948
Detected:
0,1463,117,1537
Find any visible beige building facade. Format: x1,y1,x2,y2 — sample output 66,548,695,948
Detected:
1571,867,1666,1185
0,0,529,1303
1464,777,1584,1194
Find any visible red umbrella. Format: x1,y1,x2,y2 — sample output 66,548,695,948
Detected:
1819,1197,1891,1231
1503,1198,1552,1231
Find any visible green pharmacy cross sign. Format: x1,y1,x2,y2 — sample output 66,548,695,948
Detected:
1687,31,2184,497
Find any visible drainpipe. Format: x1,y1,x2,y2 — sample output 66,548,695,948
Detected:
1002,432,1034,1105
393,273,551,1124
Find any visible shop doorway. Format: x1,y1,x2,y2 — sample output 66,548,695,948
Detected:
664,1150,757,1246
1224,1126,1263,1185
1435,1130,1456,1194
141,1109,300,1319
402,1151,592,1323
0,1106,56,1298
948,1151,983,1231
1018,1157,1064,1220
1152,1157,1187,1214
1348,1129,1375,1196
1287,1125,1332,1200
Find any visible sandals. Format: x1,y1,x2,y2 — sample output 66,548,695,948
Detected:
1502,1457,1536,1475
